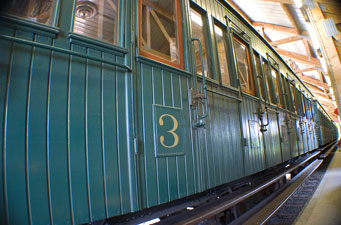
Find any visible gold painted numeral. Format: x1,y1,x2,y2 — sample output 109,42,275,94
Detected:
159,114,179,148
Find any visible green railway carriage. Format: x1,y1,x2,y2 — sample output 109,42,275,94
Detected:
0,0,338,224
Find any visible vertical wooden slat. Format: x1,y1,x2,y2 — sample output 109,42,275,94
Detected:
155,69,168,203
164,72,178,201
0,29,15,225
84,48,93,222
99,51,108,218
87,49,106,220
46,38,54,225
116,56,131,213
102,52,120,217
141,64,158,207
6,30,31,225
49,40,72,225
28,34,51,225
69,44,89,224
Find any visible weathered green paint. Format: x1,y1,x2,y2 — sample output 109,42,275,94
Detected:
0,1,338,225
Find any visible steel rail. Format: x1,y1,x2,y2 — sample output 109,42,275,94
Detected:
0,34,132,72
161,140,338,225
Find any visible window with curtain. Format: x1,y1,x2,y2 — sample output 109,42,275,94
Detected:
2,0,57,25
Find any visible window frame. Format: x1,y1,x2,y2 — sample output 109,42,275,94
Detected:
232,34,255,96
253,51,265,100
1,0,60,27
138,0,184,69
212,19,232,87
267,58,283,107
189,3,214,79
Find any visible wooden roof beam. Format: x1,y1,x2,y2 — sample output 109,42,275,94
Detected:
256,0,295,4
225,0,252,23
252,22,299,34
270,35,303,46
274,47,321,67
306,84,332,99
280,3,300,32
294,67,322,73
303,39,312,61
299,75,330,90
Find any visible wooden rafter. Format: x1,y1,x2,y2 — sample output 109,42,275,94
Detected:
150,9,174,45
280,3,300,32
143,0,173,21
274,47,321,67
252,22,299,34
225,0,252,23
256,0,294,4
299,75,330,90
304,83,332,99
270,35,303,46
307,3,341,118
303,39,312,61
294,67,321,73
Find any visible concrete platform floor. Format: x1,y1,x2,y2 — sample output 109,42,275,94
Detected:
294,148,341,225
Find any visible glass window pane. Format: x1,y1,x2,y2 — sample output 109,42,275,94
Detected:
262,59,273,103
3,0,57,25
290,84,297,113
271,68,279,104
233,38,252,93
140,0,181,65
253,53,263,99
214,24,230,85
190,8,211,78
74,0,119,45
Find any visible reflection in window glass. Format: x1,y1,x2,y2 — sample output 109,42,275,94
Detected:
281,76,289,109
271,68,280,104
190,8,211,78
233,37,253,94
262,59,273,103
290,84,297,113
74,0,119,45
2,0,57,25
214,24,230,85
253,53,263,99
140,0,181,65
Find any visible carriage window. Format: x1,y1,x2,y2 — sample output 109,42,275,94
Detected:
233,36,254,95
2,0,57,25
262,59,273,102
281,76,289,110
74,0,120,45
270,68,280,105
214,24,230,85
139,0,183,68
290,85,298,113
253,52,264,99
190,7,212,78
288,84,296,113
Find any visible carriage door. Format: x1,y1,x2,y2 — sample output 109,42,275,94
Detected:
135,0,198,210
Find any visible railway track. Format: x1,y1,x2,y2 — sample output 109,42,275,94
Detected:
103,141,338,225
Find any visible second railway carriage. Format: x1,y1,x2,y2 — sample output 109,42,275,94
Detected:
0,0,338,224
